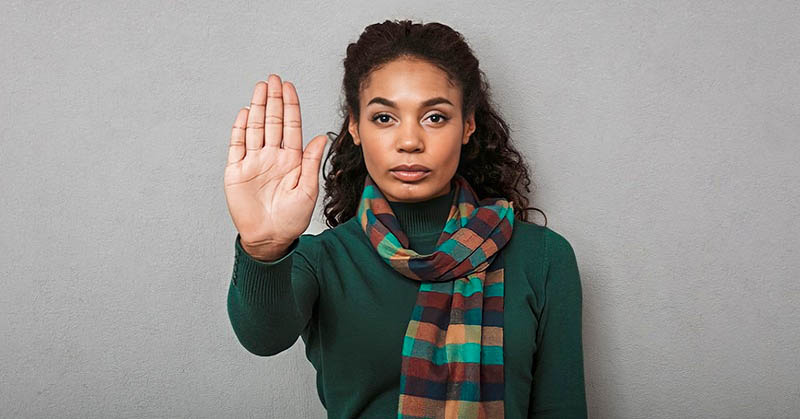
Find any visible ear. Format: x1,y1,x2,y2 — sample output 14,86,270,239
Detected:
348,109,361,146
463,111,476,145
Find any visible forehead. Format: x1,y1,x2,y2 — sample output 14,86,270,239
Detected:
361,57,460,105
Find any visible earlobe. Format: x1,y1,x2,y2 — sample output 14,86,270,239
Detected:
348,111,360,146
464,113,476,144
469,114,476,136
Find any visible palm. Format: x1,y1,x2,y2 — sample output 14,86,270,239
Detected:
223,74,328,249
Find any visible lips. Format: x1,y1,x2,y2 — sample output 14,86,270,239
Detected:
390,170,431,182
390,164,431,172
389,164,431,182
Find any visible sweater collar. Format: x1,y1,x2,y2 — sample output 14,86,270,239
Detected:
386,187,455,237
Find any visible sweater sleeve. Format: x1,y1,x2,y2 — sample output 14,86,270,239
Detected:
226,232,319,356
528,229,587,418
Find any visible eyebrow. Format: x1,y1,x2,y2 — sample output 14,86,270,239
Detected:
366,96,454,108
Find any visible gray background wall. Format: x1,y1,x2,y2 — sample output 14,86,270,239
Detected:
1,1,798,418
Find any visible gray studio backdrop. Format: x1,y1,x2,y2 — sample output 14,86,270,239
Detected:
1,1,798,418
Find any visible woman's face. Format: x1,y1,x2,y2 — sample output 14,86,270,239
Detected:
348,57,475,203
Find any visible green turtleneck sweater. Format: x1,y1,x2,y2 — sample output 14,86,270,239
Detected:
227,189,587,418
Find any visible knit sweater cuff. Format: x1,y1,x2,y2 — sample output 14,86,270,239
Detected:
232,233,300,306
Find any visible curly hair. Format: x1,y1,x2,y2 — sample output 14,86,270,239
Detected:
321,19,547,228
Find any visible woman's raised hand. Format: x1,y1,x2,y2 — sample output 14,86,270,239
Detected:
223,74,328,259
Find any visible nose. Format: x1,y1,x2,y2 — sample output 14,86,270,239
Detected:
396,121,424,152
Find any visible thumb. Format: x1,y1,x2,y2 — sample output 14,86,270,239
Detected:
298,134,328,196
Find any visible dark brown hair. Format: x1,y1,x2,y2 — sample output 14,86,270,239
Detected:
321,19,547,228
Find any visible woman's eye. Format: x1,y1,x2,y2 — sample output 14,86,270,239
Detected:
428,113,449,123
372,114,392,124
371,113,448,125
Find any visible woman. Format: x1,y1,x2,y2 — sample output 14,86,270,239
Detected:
224,19,586,418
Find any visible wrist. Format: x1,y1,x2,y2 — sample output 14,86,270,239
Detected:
240,238,293,262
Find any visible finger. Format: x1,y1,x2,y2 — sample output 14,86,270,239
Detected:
264,74,284,148
245,81,267,151
228,107,249,164
297,135,328,195
282,81,303,153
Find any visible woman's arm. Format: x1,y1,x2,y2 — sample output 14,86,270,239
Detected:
529,229,587,418
227,232,319,356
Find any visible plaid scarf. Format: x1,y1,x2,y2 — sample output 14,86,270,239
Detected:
356,172,515,418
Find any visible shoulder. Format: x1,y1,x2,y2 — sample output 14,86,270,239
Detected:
318,215,364,245
542,225,577,265
512,218,574,246
295,226,330,266
509,218,571,253
297,216,361,256
537,225,581,299
509,219,578,274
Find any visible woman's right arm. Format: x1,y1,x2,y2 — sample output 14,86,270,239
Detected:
227,233,319,356
222,74,327,356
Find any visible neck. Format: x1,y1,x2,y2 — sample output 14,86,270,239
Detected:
387,187,455,237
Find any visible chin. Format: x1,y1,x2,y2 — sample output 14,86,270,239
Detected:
387,183,438,202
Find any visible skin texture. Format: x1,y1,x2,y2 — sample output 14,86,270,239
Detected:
224,74,328,260
348,57,476,203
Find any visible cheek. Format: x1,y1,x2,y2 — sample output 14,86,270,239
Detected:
438,141,463,165
361,141,390,172
361,133,394,162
